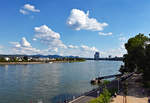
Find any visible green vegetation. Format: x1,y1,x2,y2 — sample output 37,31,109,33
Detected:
89,88,111,103
103,80,111,85
0,56,86,63
97,80,111,86
55,57,86,62
119,33,150,87
108,88,118,96
0,57,6,62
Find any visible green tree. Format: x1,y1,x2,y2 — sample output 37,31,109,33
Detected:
89,88,111,103
120,33,149,73
144,44,150,81
23,56,28,61
120,33,150,82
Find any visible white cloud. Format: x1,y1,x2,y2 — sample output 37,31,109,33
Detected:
67,9,108,31
10,37,31,48
34,25,67,49
102,35,128,57
57,45,100,57
53,48,58,52
34,25,60,39
80,45,99,52
8,33,101,57
19,4,40,15
104,47,126,57
19,9,29,15
24,4,40,12
68,45,78,49
32,38,37,41
10,37,41,55
98,32,112,36
10,42,21,48
20,37,31,47
118,35,128,50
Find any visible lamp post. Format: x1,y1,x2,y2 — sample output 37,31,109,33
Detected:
118,78,120,94
97,90,100,97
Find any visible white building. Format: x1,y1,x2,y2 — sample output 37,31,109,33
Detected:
4,57,10,61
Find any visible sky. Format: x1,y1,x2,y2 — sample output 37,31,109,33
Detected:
0,0,150,57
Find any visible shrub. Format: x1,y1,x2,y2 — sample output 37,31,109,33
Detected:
89,88,111,103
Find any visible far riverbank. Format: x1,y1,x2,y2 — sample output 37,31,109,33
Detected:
0,60,86,65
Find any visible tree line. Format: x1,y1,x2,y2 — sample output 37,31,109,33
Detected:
119,33,150,87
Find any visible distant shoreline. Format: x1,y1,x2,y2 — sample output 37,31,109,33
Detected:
0,62,46,65
0,60,85,65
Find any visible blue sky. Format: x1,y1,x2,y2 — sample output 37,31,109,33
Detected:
0,0,150,57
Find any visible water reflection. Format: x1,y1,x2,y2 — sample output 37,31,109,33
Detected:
0,60,122,103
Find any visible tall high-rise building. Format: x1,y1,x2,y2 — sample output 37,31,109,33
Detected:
94,52,99,60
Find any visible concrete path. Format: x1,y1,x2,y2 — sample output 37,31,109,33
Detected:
68,89,98,103
111,95,148,103
68,79,120,103
67,73,133,103
111,74,149,103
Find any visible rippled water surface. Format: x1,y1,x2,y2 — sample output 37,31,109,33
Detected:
0,60,123,103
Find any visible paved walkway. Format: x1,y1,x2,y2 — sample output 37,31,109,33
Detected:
69,96,95,103
68,87,99,103
111,74,149,103
68,73,133,103
68,79,120,103
111,95,148,103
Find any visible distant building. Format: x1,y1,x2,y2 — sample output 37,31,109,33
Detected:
94,52,99,60
4,57,10,61
108,55,112,58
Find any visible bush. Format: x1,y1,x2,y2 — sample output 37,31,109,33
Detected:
89,88,111,103
108,88,118,96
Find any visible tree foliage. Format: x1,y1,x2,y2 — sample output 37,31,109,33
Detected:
89,88,111,103
120,33,150,81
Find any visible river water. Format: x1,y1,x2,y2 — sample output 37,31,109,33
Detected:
0,60,123,103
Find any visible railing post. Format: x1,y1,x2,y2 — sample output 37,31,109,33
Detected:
118,78,120,93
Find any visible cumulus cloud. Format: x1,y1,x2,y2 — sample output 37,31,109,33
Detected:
24,4,40,12
53,48,58,52
34,25,67,49
10,37,31,48
19,4,40,15
57,45,100,57
20,37,31,47
98,32,112,36
8,34,101,57
68,45,78,49
19,9,29,15
10,42,21,48
80,45,99,52
32,38,37,41
10,37,41,55
67,9,108,31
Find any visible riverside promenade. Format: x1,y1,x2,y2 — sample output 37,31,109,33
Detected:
111,73,149,103
66,73,133,103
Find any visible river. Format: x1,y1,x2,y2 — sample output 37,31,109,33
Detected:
0,60,123,103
